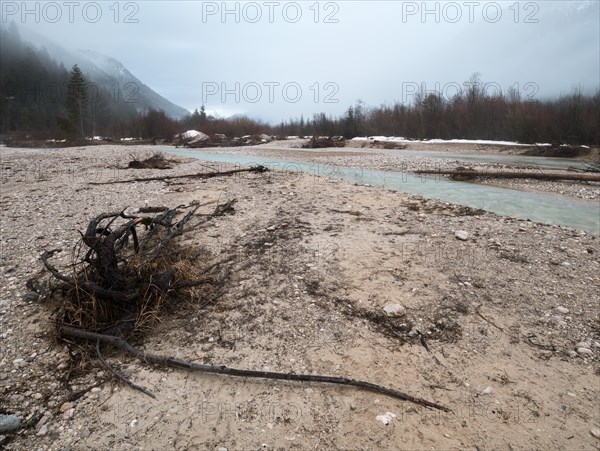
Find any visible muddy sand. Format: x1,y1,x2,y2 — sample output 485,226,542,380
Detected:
0,145,599,450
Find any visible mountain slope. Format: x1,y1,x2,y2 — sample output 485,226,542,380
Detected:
78,50,190,120
16,25,190,120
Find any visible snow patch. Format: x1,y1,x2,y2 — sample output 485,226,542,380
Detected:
178,130,204,140
351,136,552,146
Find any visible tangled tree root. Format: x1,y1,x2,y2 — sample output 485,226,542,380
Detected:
42,201,235,339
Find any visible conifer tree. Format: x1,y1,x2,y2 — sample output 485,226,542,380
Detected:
66,64,87,139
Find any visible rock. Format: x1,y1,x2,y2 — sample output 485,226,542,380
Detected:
12,358,26,368
81,428,91,439
217,447,228,451
591,428,600,439
576,341,592,349
0,414,20,434
375,412,396,426
60,402,74,413
454,230,468,241
37,413,52,428
555,306,569,314
376,412,396,425
577,347,593,356
383,303,406,317
36,424,48,436
482,386,494,395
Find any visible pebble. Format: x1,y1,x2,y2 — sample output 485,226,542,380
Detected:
37,424,48,436
482,386,494,395
375,412,396,425
60,402,74,413
576,342,592,349
12,358,26,368
577,347,593,356
591,428,600,439
0,414,20,434
383,303,406,316
454,230,469,241
555,306,569,314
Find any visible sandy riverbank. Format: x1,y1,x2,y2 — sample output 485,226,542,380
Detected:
1,145,599,450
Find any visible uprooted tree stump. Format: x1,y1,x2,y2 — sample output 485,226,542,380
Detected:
42,201,235,339
41,200,451,412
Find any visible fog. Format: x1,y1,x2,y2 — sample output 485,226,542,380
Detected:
5,0,600,122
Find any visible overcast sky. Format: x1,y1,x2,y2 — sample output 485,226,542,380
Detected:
9,0,600,122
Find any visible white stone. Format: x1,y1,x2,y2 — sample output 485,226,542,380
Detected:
383,304,406,317
376,412,396,425
577,347,593,356
555,306,569,314
455,230,469,241
591,428,600,439
482,386,494,395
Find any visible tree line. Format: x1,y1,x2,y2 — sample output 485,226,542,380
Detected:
144,82,600,146
276,78,599,146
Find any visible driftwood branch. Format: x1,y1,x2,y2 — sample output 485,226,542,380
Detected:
95,340,156,399
414,168,600,182
475,304,504,332
62,326,451,412
89,165,269,185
